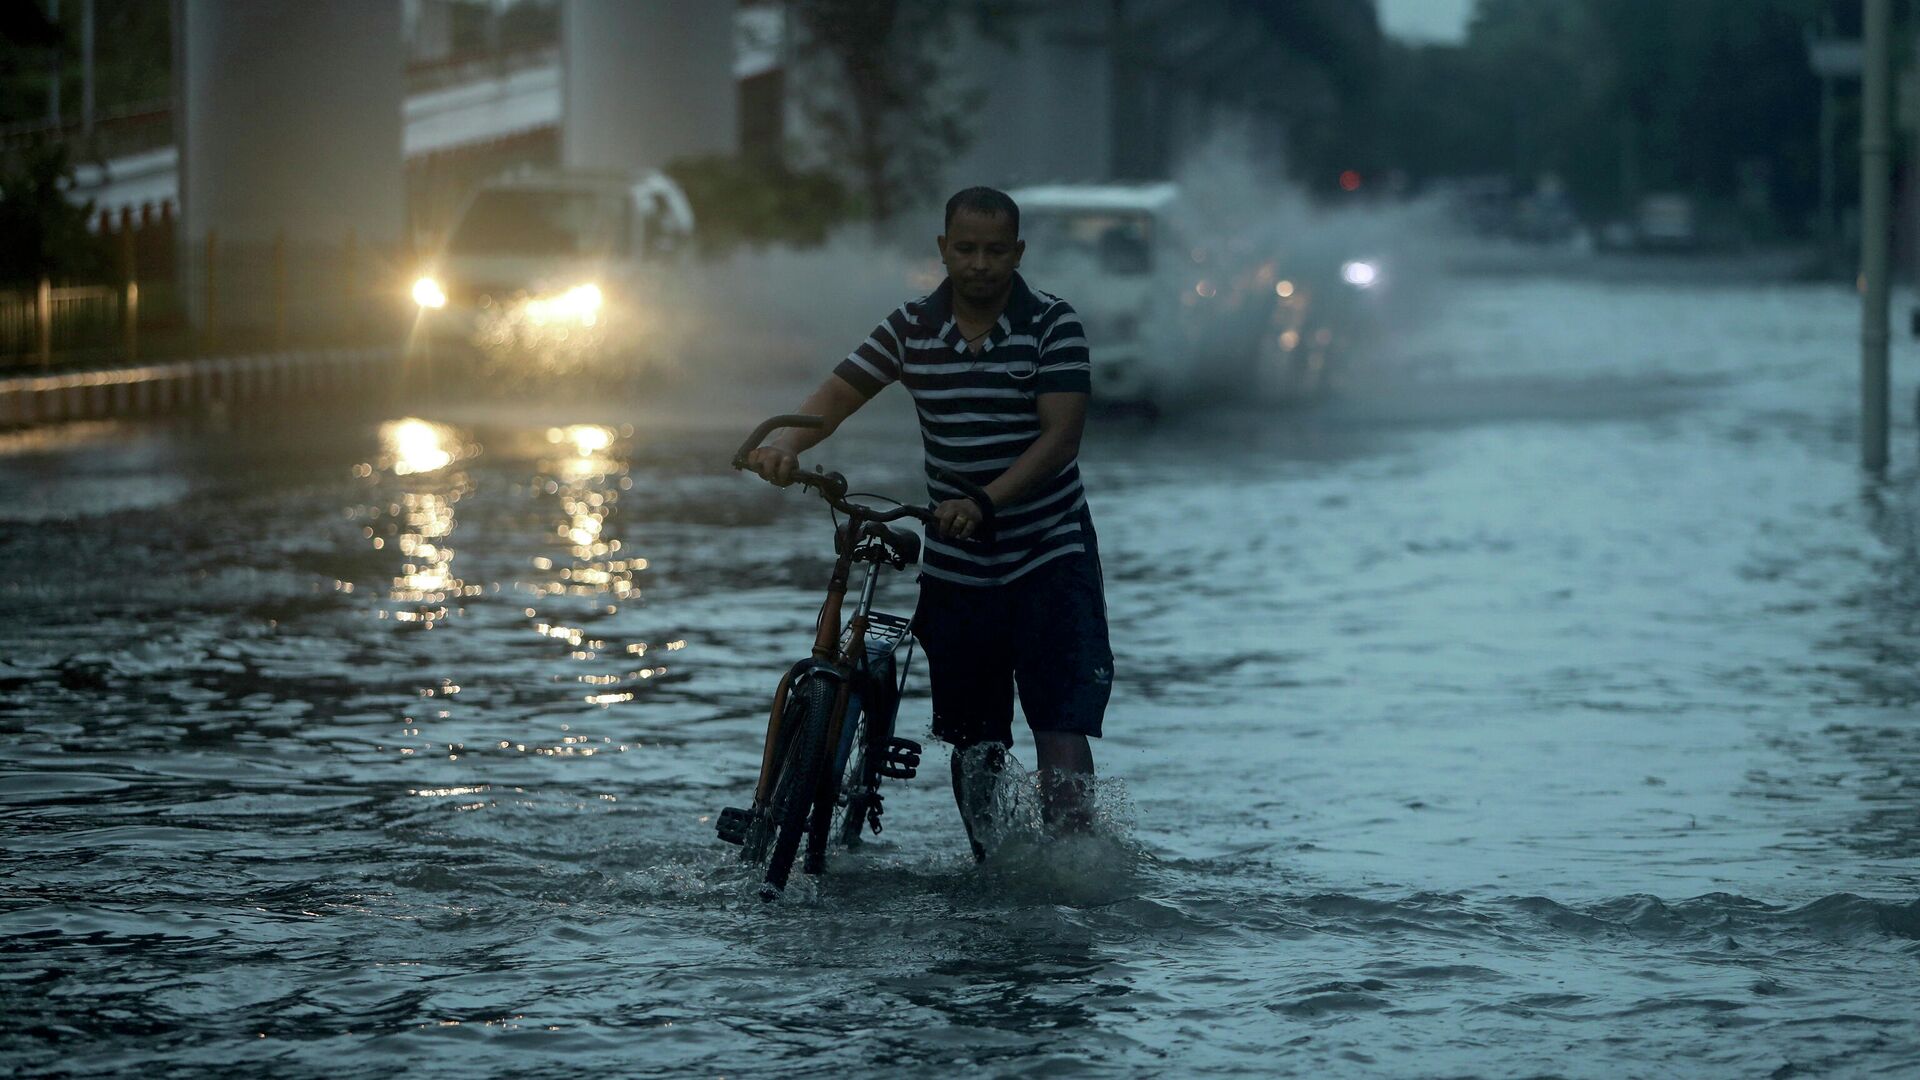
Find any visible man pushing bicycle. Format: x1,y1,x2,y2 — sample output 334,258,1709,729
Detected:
744,186,1114,860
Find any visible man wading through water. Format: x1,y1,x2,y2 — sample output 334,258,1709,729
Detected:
745,187,1114,860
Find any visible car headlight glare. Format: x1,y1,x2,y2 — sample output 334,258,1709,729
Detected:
526,283,603,326
412,276,448,309
1341,260,1379,288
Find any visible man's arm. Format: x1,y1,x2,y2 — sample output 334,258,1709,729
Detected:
934,392,1086,540
744,374,870,486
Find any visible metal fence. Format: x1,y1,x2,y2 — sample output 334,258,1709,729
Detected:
0,282,134,369
0,232,412,374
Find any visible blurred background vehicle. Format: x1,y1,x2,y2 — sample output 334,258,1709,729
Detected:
1011,181,1388,413
408,167,694,374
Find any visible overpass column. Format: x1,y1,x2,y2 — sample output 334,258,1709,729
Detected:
561,0,737,173
177,0,405,331
178,0,404,246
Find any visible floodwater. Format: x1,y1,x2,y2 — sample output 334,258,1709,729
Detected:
3,273,1919,1078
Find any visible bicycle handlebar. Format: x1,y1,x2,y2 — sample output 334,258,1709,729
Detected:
732,414,996,533
731,414,822,470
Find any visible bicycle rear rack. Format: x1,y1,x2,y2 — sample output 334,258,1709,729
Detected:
863,610,912,656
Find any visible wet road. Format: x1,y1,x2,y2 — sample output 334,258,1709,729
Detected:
3,274,1919,1077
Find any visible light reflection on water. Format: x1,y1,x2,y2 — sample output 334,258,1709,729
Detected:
1,278,1919,1076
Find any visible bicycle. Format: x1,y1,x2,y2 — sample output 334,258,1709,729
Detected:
714,414,994,899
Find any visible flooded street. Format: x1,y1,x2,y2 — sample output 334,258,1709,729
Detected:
4,273,1919,1077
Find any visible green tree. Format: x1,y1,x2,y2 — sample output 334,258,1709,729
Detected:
662,153,855,253
1110,0,1383,187
784,0,1032,221
1378,0,1836,229
0,141,107,285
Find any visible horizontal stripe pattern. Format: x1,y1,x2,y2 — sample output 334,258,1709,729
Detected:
830,272,1094,586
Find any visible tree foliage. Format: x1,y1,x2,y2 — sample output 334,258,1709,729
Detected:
1379,0,1842,227
662,153,855,254
0,141,107,286
1,0,173,128
1109,0,1383,186
783,0,1031,221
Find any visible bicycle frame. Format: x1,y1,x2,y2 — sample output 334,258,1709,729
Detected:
751,515,896,811
721,413,984,878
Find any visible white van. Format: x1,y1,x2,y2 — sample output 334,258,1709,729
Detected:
409,168,695,363
1008,182,1289,409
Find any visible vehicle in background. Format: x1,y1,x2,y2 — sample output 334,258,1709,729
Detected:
407,168,694,370
1009,182,1377,410
1009,183,1179,407
1632,193,1699,250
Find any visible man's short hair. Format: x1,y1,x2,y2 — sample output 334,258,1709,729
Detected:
944,187,1020,235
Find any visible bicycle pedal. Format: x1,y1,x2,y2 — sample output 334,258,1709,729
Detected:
878,737,921,780
715,806,751,845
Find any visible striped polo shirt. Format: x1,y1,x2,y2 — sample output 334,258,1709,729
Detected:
833,272,1093,586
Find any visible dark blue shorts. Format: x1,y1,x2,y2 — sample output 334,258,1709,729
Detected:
912,533,1114,748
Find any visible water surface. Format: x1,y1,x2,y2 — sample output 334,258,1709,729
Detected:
3,276,1919,1077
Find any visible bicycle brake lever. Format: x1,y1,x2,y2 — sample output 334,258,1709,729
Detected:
808,467,848,501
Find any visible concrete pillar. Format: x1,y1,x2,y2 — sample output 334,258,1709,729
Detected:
177,0,405,331
561,0,736,173
949,0,1113,190
408,0,457,65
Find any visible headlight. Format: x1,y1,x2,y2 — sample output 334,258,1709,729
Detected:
526,283,603,326
412,276,448,309
1341,260,1379,288
566,284,602,314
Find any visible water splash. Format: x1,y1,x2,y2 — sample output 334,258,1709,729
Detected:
957,745,1150,908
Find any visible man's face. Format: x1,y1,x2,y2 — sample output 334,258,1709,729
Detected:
937,209,1024,305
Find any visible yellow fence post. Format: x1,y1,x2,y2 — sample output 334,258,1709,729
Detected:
273,230,288,350
204,229,219,356
121,224,137,365
125,280,139,365
37,278,52,370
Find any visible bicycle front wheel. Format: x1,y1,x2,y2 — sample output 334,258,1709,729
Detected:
837,705,874,850
762,675,835,898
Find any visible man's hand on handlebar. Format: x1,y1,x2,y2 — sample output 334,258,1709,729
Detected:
933,498,986,541
745,445,800,487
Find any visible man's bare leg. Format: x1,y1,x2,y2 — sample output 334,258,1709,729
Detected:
950,743,1006,862
1034,731,1095,832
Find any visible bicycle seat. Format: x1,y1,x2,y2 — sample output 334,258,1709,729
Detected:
841,518,920,566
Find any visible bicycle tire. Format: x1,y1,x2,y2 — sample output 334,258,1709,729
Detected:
741,680,807,865
806,692,861,873
837,705,873,849
762,675,836,897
